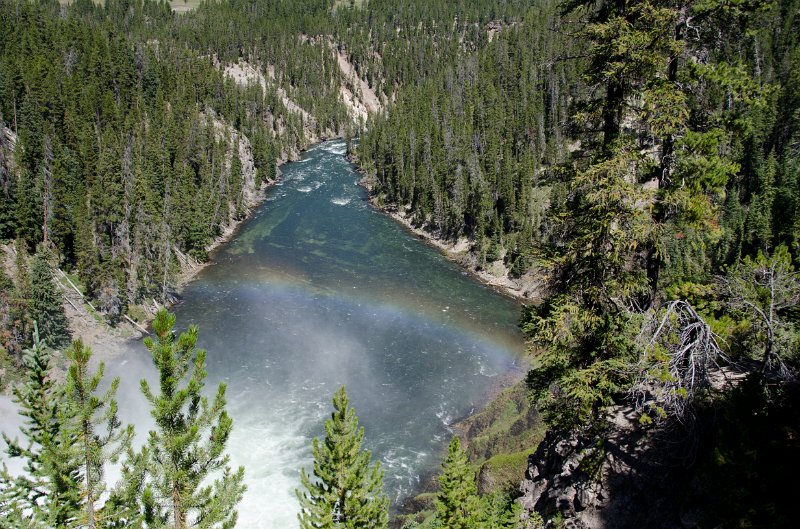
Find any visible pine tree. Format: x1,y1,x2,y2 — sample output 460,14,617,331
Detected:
720,244,800,377
230,139,244,220
12,239,33,351
525,0,768,431
63,338,134,529
28,249,70,349
104,444,159,529
0,135,17,240
435,436,480,529
0,324,81,528
296,386,389,529
0,488,48,529
15,168,41,250
140,309,245,529
477,492,520,529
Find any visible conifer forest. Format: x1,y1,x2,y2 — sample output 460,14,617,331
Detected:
1,0,799,528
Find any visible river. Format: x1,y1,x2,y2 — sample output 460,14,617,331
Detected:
8,140,526,528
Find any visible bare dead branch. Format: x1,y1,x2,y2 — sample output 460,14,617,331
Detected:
630,300,727,424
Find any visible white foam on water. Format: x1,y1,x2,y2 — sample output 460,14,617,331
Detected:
297,186,312,193
0,396,25,475
321,142,347,156
331,197,351,206
227,399,319,529
435,405,453,428
477,363,498,377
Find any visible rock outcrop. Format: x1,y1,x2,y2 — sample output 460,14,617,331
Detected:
223,59,322,149
518,407,695,529
332,45,382,123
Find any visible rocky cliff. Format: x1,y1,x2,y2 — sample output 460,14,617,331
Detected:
518,379,800,529
518,407,690,529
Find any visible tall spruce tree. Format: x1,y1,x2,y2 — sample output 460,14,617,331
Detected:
28,249,70,349
63,338,134,529
526,0,768,430
296,386,389,529
140,309,245,529
435,436,480,529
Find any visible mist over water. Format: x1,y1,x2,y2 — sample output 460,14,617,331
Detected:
88,141,525,528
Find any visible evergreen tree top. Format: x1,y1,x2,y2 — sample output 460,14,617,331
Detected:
297,385,389,529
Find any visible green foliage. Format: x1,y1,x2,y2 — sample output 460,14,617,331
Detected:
433,437,520,529
296,386,389,529
525,292,639,430
358,0,577,255
29,249,70,349
720,244,800,374
140,309,245,529
0,263,27,364
2,311,243,528
435,437,480,529
477,452,530,495
521,0,792,437
523,510,546,529
0,120,16,241
103,444,156,529
457,379,545,468
63,338,134,529
14,169,41,251
0,0,305,314
401,513,440,529
0,344,21,392
477,491,521,529
1,325,82,528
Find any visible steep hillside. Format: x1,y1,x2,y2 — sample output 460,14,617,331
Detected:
519,377,800,529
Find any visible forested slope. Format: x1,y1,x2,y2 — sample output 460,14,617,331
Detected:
1,0,799,527
0,0,538,356
358,0,580,277
0,0,315,325
354,0,800,526
358,0,800,283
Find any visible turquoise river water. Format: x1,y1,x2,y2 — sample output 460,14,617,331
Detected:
79,140,526,527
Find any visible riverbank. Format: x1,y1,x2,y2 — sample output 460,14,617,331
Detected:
393,374,544,527
4,149,303,378
355,173,543,304
353,159,546,526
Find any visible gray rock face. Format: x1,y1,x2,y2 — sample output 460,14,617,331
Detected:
517,406,689,529
519,428,597,522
